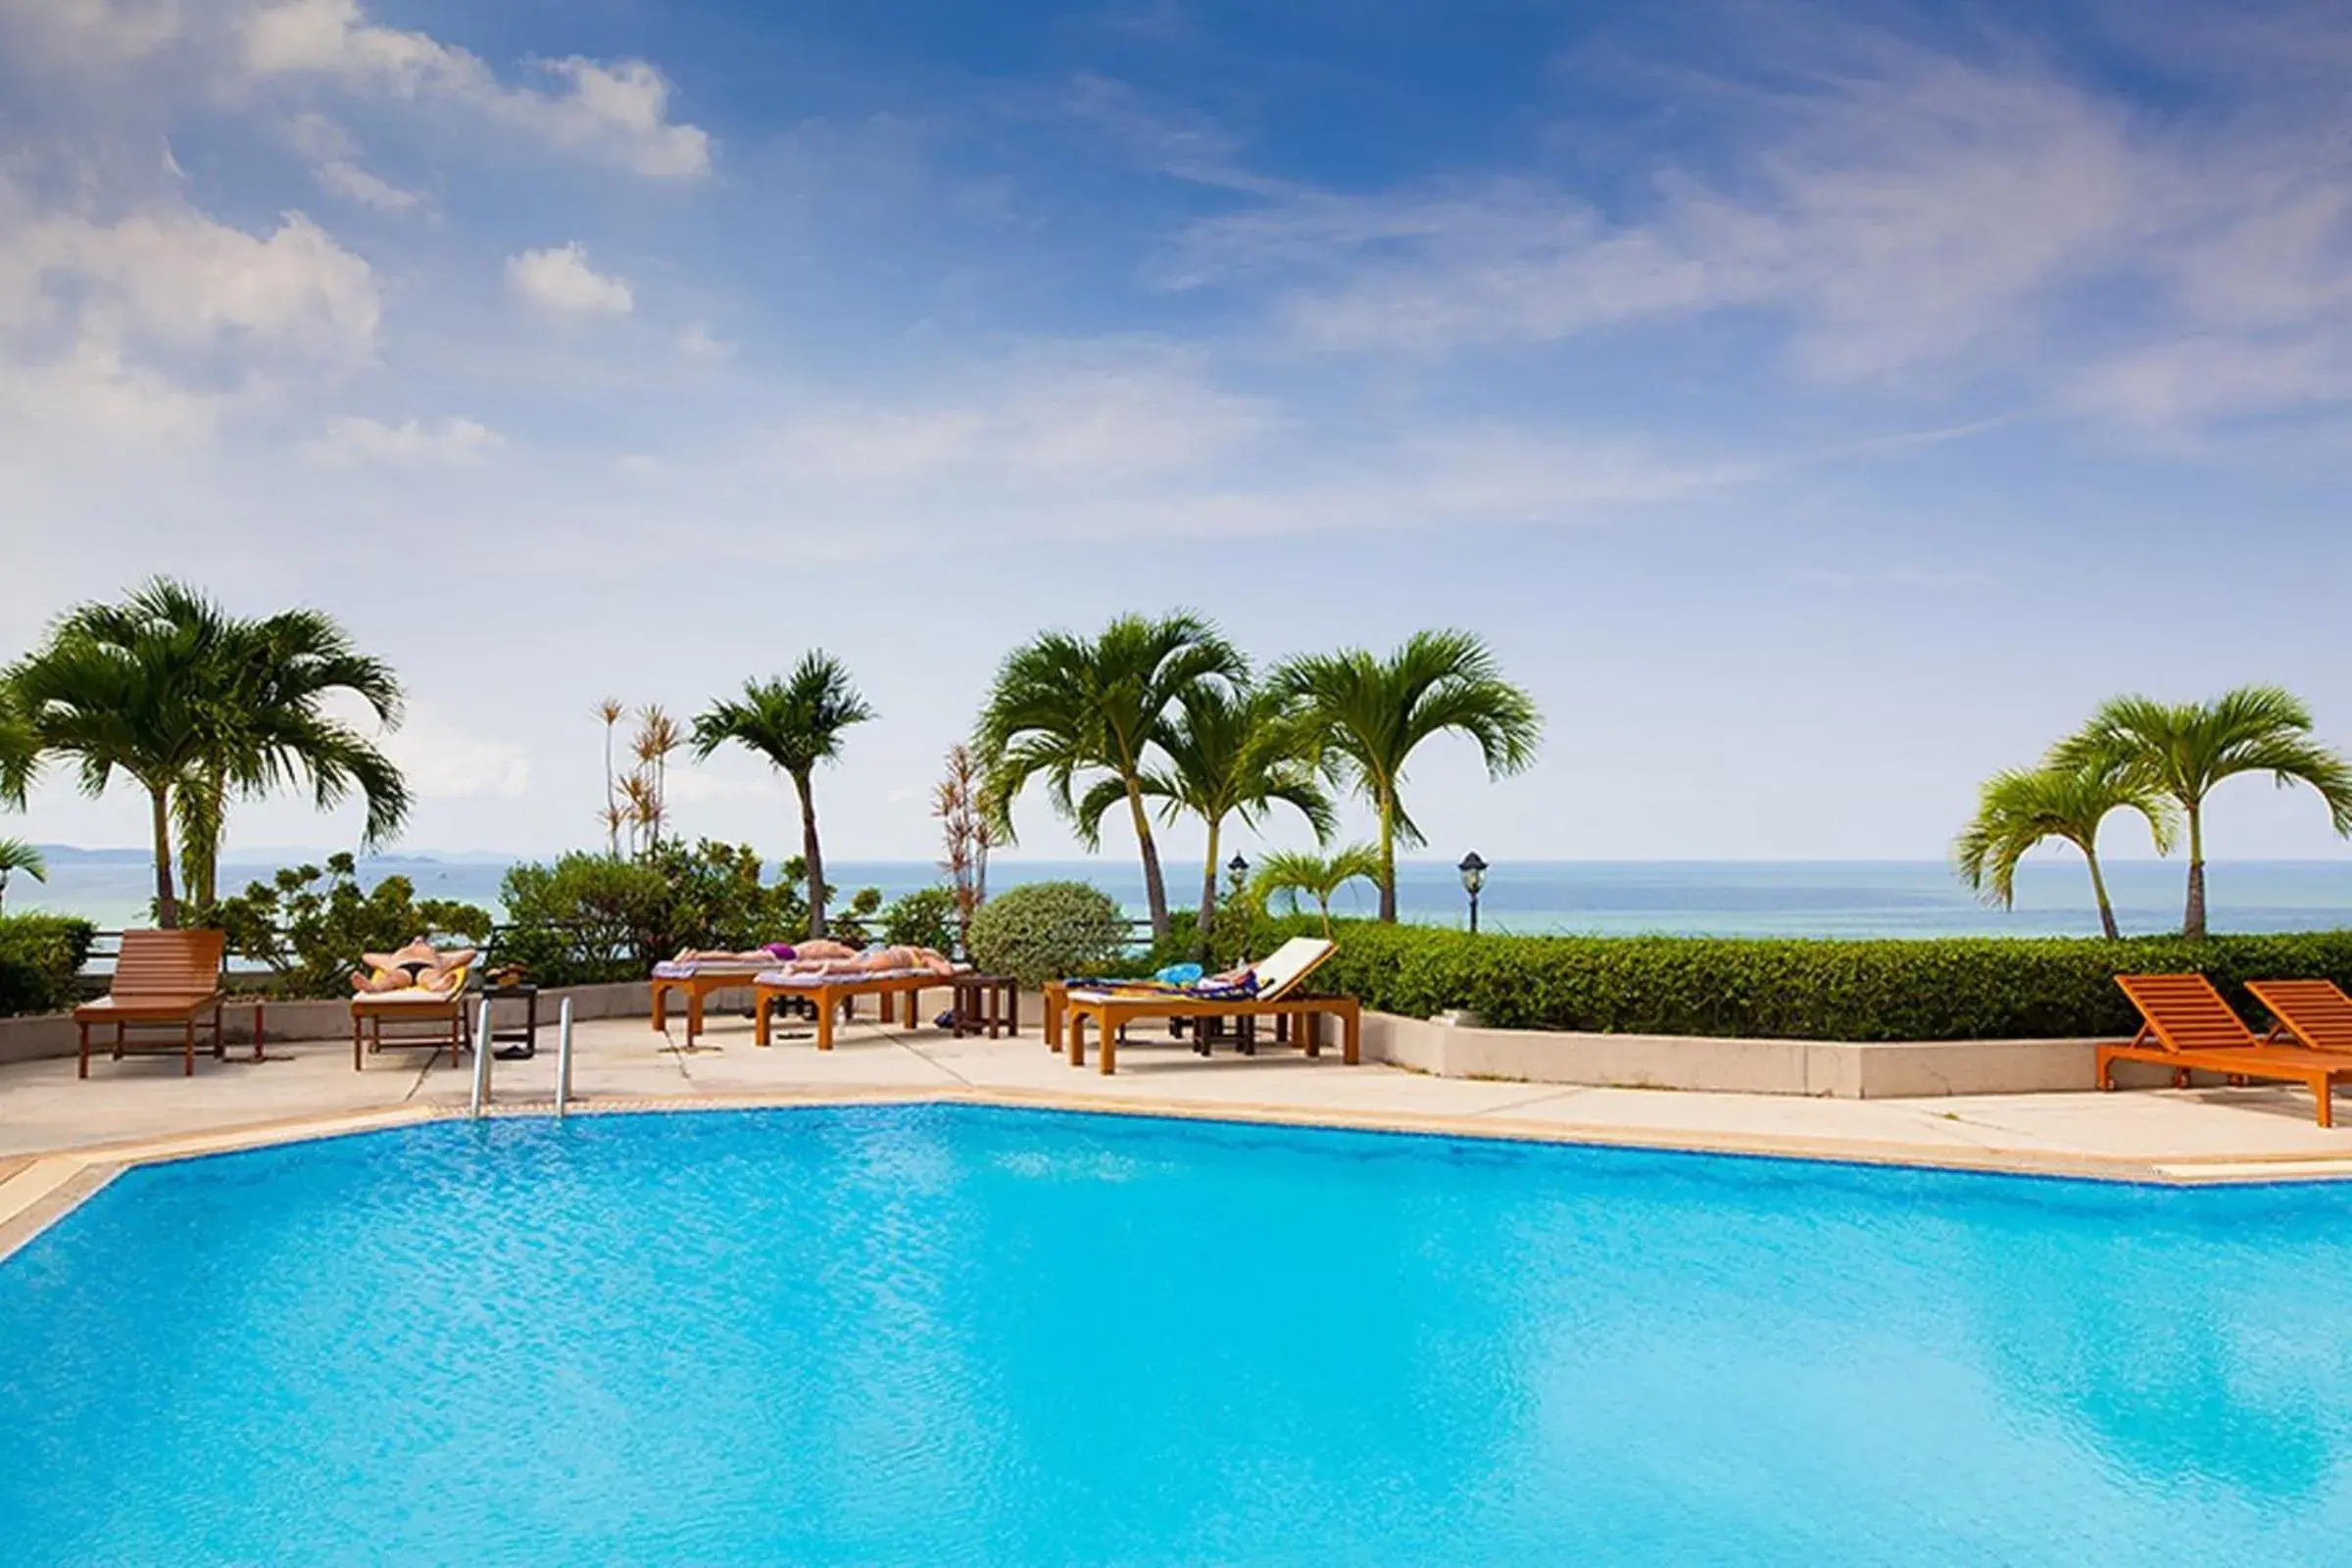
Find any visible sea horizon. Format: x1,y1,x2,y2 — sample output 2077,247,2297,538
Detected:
16,848,2352,941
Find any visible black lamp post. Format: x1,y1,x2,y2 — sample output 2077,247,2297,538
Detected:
1228,853,1249,882
1458,851,1488,934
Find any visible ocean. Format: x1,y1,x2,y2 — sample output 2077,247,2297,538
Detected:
15,852,2352,941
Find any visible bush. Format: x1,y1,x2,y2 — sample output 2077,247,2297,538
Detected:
1295,922,2352,1041
968,881,1133,986
213,854,495,999
0,913,96,1016
881,886,958,955
495,841,821,987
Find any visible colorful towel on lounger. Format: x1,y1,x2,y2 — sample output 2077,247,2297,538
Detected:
652,959,775,979
752,965,938,988
1064,973,1262,1001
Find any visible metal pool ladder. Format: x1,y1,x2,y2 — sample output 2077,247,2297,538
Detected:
466,995,576,1120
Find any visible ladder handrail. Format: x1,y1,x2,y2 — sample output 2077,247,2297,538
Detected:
555,997,575,1120
467,998,492,1118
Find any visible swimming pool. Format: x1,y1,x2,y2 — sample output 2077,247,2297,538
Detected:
3,1104,2349,1564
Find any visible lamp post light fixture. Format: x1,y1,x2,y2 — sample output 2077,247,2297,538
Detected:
1228,853,1250,881
1458,851,1489,934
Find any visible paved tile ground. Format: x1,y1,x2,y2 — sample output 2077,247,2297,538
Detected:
7,1004,2352,1186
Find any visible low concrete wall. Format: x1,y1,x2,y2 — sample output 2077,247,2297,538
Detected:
0,982,651,1067
3,983,2155,1098
1359,1012,2159,1099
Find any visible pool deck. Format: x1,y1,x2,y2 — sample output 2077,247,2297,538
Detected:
7,1008,2352,1251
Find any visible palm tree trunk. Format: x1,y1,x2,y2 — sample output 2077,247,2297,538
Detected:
2083,847,2120,941
148,783,179,929
2183,803,2207,942
1199,813,1223,933
795,769,827,940
1125,777,1170,940
1377,789,1397,923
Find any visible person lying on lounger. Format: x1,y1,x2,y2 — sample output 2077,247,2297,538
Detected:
765,945,956,977
352,939,475,995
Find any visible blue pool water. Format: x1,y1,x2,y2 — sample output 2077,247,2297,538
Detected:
3,1105,2351,1564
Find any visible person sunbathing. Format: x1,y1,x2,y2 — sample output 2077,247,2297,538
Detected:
768,945,955,977
668,947,787,964
353,940,475,994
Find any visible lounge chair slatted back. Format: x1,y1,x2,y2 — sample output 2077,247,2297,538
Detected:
1249,937,1337,1002
2246,979,2352,1053
2113,973,2265,1054
109,929,226,1000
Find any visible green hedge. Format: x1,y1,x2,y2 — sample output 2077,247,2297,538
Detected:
1224,919,2352,1042
0,914,97,1017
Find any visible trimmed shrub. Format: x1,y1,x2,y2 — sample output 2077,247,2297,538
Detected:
968,881,1132,987
0,913,97,1016
1297,922,2352,1041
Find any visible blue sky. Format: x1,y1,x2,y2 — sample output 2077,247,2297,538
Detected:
5,0,2352,871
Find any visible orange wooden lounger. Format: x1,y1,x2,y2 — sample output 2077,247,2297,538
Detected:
750,968,953,1052
2247,979,2352,1055
1058,938,1360,1077
2101,973,2352,1128
74,929,232,1079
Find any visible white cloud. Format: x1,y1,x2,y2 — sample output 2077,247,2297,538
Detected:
240,0,710,177
767,343,1276,487
1165,31,2352,428
677,321,733,361
287,112,424,212
376,705,531,800
307,415,502,466
0,173,379,450
506,242,633,318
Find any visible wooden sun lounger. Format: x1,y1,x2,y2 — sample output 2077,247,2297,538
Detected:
1054,938,1360,1076
74,929,237,1079
650,964,776,1047
751,970,954,1052
350,966,472,1071
2247,979,2352,1055
2100,973,2352,1128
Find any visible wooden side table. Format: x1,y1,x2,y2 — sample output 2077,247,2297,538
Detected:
950,974,1019,1039
483,984,541,1060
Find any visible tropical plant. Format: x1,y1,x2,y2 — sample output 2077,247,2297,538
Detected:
1273,630,1542,922
2052,687,2352,941
934,743,995,952
882,886,960,955
967,880,1132,987
625,705,683,857
6,580,408,924
1107,681,1332,931
1953,764,2175,940
975,612,1244,941
0,837,45,916
212,853,493,999
1250,844,1385,937
691,654,876,938
596,696,626,856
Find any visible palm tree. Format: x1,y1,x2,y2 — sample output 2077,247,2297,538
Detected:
975,612,1244,941
1953,764,2175,940
0,836,45,915
1091,681,1332,928
9,580,408,926
0,680,36,808
691,653,875,938
2053,687,2352,941
62,582,407,914
9,610,212,926
1274,630,1543,921
1250,844,1383,936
